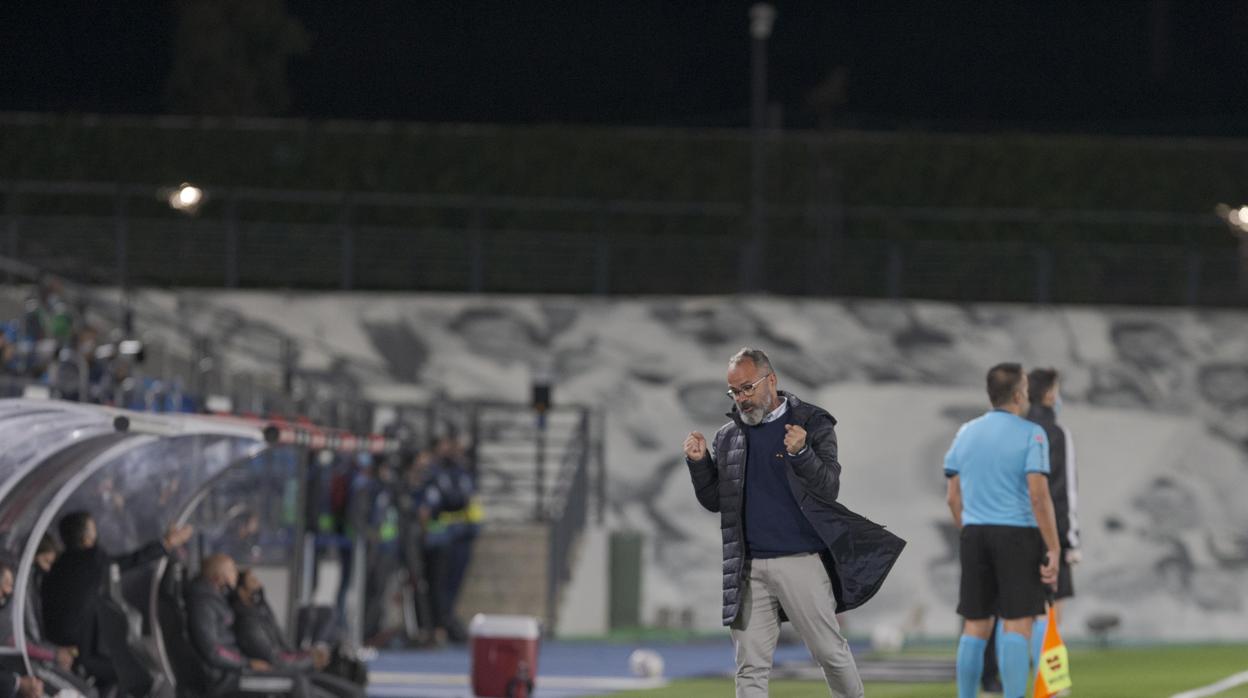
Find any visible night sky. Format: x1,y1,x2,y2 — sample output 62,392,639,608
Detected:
3,1,1248,134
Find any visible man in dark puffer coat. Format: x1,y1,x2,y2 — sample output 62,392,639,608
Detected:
685,347,905,698
231,568,364,698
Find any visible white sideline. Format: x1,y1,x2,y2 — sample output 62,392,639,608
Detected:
368,671,668,691
1170,669,1248,698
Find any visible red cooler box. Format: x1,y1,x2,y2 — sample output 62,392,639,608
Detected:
470,614,541,698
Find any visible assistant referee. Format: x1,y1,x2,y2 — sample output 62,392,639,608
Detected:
944,363,1060,698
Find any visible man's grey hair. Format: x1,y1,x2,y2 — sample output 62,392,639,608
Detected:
729,347,774,374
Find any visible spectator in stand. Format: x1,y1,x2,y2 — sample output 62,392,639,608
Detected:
22,293,45,345
0,326,18,377
0,277,151,407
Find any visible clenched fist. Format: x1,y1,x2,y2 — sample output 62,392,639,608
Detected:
783,424,807,455
684,431,708,462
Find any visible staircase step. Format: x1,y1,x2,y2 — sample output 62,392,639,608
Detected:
455,524,551,621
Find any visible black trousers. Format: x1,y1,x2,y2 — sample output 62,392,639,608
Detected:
72,611,118,691
422,544,452,632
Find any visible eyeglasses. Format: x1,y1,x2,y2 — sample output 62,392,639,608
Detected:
726,373,771,399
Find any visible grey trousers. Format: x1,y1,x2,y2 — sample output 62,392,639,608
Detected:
730,552,864,698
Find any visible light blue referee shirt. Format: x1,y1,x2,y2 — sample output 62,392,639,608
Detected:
944,409,1050,527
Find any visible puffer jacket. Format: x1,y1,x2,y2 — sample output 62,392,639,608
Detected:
232,596,312,670
687,391,906,626
186,577,247,688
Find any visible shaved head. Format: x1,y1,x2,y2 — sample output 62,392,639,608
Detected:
202,553,238,591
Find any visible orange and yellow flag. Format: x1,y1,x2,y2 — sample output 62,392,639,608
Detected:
1033,604,1073,698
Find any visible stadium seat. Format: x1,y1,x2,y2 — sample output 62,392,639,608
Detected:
157,562,211,697
103,563,173,698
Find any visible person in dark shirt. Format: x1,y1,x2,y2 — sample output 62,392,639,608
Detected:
417,447,478,644
1026,367,1080,619
231,569,364,698
41,511,192,691
26,535,61,656
0,558,71,673
1,552,95,698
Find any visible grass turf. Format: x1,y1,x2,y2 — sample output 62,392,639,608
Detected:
592,644,1248,698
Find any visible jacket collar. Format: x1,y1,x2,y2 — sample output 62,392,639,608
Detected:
1028,403,1056,424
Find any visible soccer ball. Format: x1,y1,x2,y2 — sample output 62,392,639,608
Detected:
870,624,905,653
628,648,665,678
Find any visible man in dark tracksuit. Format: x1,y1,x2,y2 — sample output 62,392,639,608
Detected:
1026,368,1078,611
684,347,905,698
187,554,314,698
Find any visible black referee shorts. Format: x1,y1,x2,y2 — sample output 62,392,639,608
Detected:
958,524,1047,620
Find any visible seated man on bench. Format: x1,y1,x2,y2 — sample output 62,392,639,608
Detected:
232,570,363,698
0,560,92,697
186,554,315,698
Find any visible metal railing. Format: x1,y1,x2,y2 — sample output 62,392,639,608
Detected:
5,178,1245,305
546,407,596,633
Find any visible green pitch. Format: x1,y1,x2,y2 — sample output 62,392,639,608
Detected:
593,645,1248,698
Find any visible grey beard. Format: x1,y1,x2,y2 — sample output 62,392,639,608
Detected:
739,404,765,426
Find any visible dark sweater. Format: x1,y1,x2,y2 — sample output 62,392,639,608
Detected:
743,416,825,559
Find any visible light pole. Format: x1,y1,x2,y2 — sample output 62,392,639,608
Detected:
742,3,775,293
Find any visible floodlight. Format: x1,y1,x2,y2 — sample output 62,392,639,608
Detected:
166,182,206,214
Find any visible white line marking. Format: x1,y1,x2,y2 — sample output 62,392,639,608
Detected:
1170,669,1248,698
368,671,668,691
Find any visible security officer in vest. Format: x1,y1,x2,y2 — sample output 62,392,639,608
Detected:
685,347,905,698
